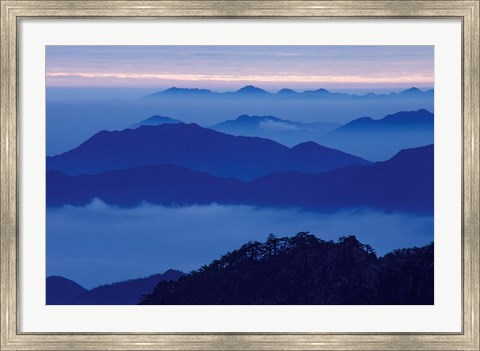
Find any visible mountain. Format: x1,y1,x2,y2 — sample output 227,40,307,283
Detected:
276,88,298,96
129,115,182,129
212,115,340,146
47,145,433,215
399,87,434,97
46,123,369,181
46,270,184,305
145,86,433,100
69,270,184,305
140,233,434,305
46,164,246,207
249,144,433,215
46,276,88,305
302,88,336,98
145,87,215,98
232,85,270,96
321,109,434,160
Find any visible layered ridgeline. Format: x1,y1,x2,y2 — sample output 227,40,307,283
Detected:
129,115,182,129
47,145,433,215
46,86,434,156
322,109,434,160
211,114,340,147
46,123,369,180
127,110,433,161
212,109,433,160
144,85,433,103
47,234,433,305
140,233,434,305
47,269,184,305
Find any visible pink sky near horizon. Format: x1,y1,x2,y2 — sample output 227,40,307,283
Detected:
46,45,434,90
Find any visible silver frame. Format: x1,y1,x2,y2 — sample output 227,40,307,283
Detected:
1,1,478,350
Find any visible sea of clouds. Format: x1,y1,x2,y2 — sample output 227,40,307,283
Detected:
47,199,434,289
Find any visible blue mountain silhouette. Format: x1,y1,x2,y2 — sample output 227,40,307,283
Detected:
129,115,183,129
46,123,369,181
46,270,184,305
146,87,215,98
233,85,270,95
212,115,339,143
46,276,88,305
276,88,298,96
144,86,432,99
47,145,433,215
322,109,434,160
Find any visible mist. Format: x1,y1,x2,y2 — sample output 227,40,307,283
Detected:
47,200,433,289
46,87,434,156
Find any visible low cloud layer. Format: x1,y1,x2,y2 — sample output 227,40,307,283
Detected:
47,200,433,289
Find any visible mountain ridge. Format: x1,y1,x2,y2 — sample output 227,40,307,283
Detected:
140,233,434,305
129,115,183,129
322,109,434,160
46,269,184,305
46,122,369,181
144,86,433,98
47,144,433,215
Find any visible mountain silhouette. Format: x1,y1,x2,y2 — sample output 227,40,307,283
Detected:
145,86,432,99
47,164,245,207
46,276,88,305
129,115,183,129
46,270,184,305
322,109,434,160
399,87,433,96
276,88,299,96
232,85,270,96
140,233,434,305
145,87,215,98
47,145,433,215
249,144,433,214
212,114,339,146
46,123,369,180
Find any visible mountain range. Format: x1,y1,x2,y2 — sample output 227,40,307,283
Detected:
46,269,184,305
211,114,339,146
129,115,182,129
124,109,433,162
322,109,434,160
46,123,369,181
145,85,433,100
47,144,433,215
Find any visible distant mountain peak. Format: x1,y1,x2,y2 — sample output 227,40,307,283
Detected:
399,87,422,94
235,85,268,94
291,141,322,150
302,88,332,96
164,87,212,94
416,108,431,114
145,87,214,98
234,114,281,122
129,115,183,129
382,109,433,121
235,114,252,121
277,88,297,94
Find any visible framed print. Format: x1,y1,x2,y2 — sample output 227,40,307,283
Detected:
0,1,478,350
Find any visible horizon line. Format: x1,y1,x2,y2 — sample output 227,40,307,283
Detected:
46,85,435,95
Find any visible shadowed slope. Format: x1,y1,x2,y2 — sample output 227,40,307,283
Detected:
140,233,433,305
47,145,433,215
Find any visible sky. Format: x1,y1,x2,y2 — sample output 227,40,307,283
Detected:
46,45,434,91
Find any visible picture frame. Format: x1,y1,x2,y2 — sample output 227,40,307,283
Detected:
0,1,478,350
